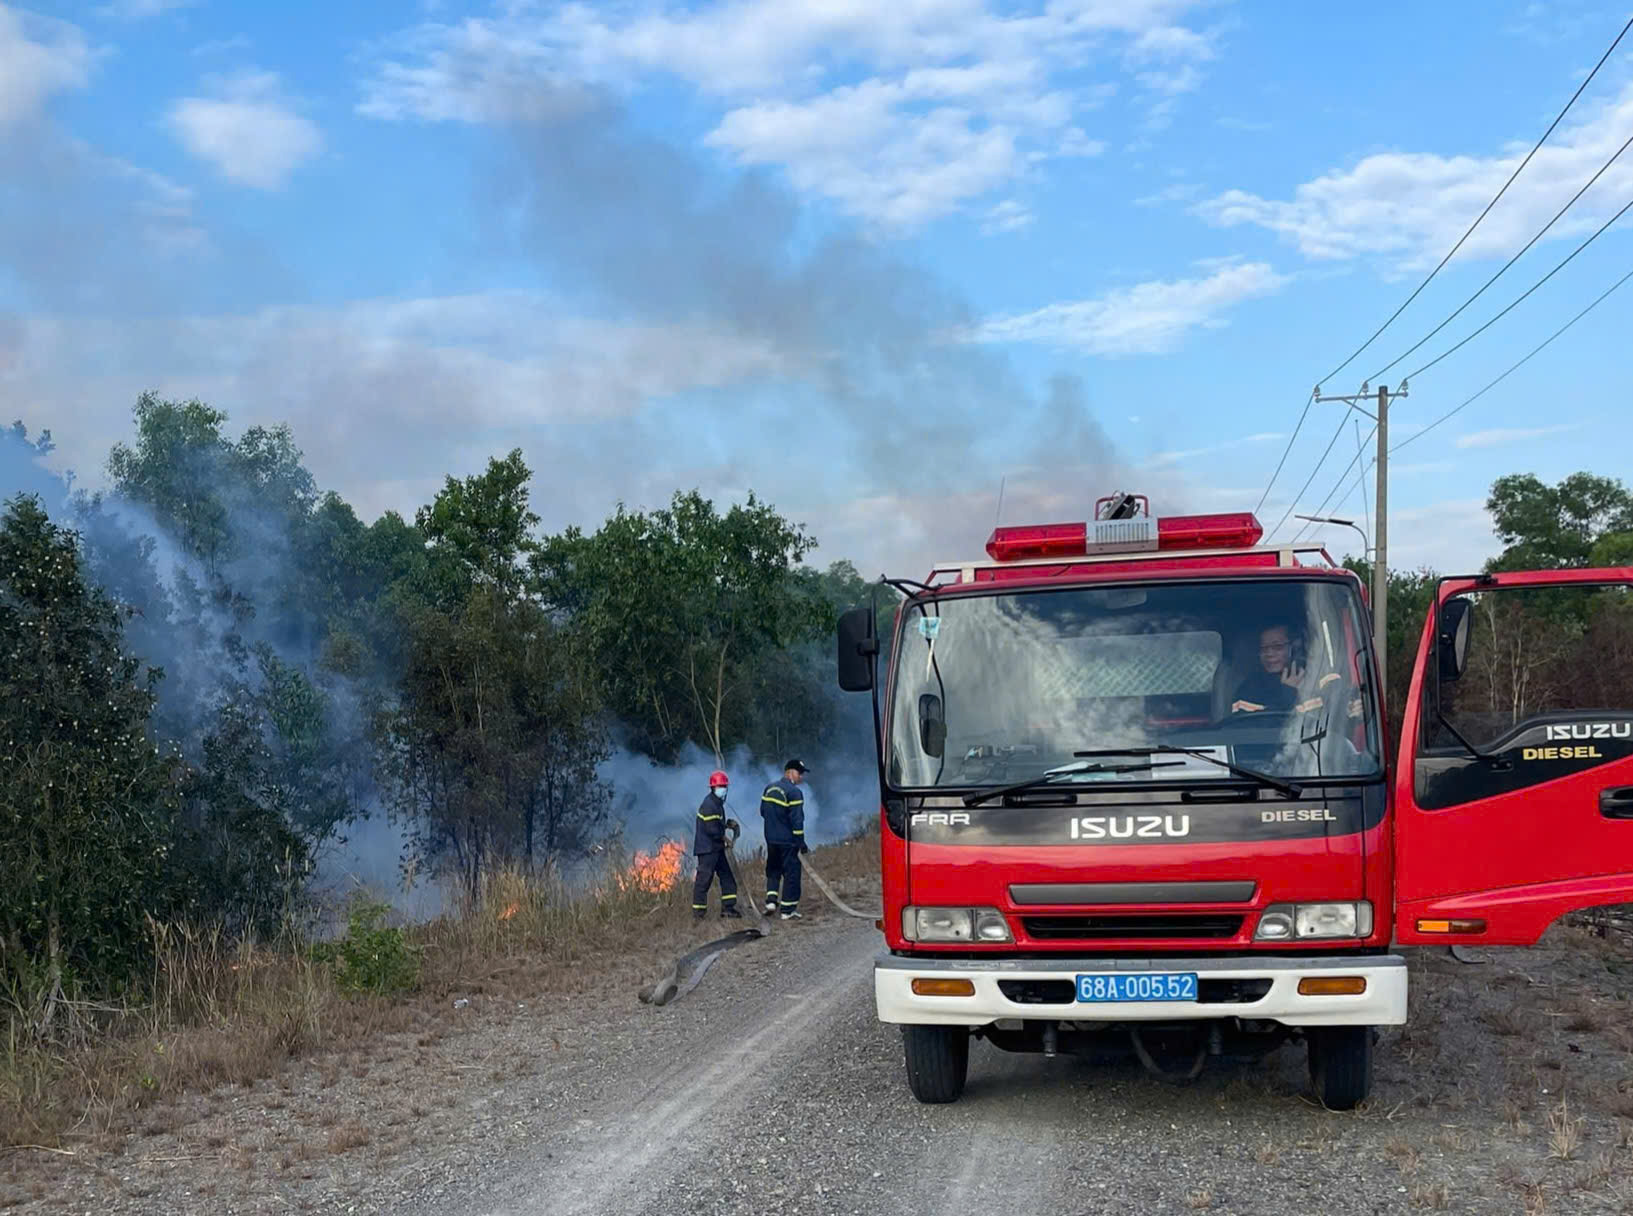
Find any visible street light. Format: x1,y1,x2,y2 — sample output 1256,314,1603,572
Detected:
1294,513,1370,557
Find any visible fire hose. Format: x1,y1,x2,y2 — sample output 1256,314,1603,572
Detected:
637,836,880,1007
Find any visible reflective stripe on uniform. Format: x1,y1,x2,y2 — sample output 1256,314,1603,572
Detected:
761,792,797,807
791,829,804,835
697,812,723,820
722,892,737,900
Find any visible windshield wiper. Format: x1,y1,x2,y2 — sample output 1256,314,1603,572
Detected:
961,759,1185,807
1074,746,1302,798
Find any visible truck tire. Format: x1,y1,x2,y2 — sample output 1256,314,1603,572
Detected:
1307,1026,1373,1110
902,1025,970,1104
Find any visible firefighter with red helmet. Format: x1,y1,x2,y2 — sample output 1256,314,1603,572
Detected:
692,770,742,919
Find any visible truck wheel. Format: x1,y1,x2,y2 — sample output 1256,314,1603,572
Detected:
902,1025,970,1104
1307,1026,1373,1110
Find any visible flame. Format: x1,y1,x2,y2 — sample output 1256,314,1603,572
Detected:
498,901,519,922
620,841,687,893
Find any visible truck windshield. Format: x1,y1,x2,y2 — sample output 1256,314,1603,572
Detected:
887,578,1383,789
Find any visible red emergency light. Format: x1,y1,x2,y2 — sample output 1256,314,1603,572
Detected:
984,522,1088,561
1157,512,1264,551
984,511,1263,562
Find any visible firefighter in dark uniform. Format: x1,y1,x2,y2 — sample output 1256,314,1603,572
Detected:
692,770,742,919
760,759,809,920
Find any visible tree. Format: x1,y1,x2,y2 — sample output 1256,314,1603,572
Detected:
415,449,539,601
376,454,611,891
377,586,610,893
1486,472,1633,571
0,496,180,1022
534,491,827,764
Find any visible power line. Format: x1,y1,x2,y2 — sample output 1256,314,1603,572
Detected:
1393,262,1633,454
1255,12,1633,525
1266,402,1358,542
1253,389,1315,515
1295,262,1633,530
1403,191,1633,382
1368,129,1633,382
1316,11,1633,388
1292,422,1377,544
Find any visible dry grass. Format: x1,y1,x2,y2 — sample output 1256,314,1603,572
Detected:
1547,1097,1585,1160
1,830,874,1152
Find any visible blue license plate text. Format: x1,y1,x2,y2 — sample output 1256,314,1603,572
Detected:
1075,972,1198,1002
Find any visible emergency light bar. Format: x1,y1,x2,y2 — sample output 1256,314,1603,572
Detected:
984,512,1264,562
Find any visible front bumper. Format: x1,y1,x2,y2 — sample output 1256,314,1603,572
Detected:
875,952,1407,1028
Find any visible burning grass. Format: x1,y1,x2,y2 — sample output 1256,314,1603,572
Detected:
0,830,875,1153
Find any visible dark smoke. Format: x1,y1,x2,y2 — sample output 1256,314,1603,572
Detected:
484,88,1124,500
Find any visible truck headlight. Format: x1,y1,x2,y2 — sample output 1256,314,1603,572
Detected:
1254,901,1373,941
902,907,1013,943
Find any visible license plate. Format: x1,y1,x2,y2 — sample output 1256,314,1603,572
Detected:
1075,972,1198,1002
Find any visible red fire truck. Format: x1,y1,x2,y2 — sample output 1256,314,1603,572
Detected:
835,493,1633,1109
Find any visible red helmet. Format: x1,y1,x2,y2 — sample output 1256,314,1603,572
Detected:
708,770,729,788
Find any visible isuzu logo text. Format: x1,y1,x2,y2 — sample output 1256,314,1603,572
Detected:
1069,814,1191,840
1544,723,1631,741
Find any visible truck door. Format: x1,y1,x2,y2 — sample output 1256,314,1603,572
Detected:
1395,567,1633,946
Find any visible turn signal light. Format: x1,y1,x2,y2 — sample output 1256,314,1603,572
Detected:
1297,976,1367,996
1415,919,1487,935
911,978,976,997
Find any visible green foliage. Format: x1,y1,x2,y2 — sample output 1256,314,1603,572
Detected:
317,897,420,995
375,455,613,892
534,490,827,762
1486,471,1633,571
0,495,181,1005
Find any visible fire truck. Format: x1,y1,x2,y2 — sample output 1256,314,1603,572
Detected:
835,493,1633,1109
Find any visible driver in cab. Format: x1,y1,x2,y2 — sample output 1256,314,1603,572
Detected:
1230,623,1306,715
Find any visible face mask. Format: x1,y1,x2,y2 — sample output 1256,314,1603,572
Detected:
714,787,728,802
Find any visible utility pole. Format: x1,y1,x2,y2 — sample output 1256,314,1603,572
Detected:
1312,381,1407,705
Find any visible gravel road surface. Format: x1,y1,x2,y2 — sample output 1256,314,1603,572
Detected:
415,917,1633,1216
13,908,1633,1215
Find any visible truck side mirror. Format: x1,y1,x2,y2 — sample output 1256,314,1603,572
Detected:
1438,597,1473,683
918,693,947,758
837,606,878,692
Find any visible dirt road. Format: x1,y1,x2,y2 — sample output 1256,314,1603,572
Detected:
13,909,1633,1215
414,917,1633,1216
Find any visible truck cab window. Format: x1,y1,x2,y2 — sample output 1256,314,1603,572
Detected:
1424,583,1633,757
888,578,1381,789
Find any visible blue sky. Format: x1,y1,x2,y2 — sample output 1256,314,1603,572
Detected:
3,0,1632,578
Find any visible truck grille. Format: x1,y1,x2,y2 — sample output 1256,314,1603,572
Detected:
1020,914,1244,941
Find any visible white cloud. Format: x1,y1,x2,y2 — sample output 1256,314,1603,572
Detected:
5,292,800,531
1134,181,1200,207
96,0,195,18
982,198,1033,234
1455,423,1580,450
1386,498,1498,571
1197,83,1633,269
166,70,321,189
359,0,1219,228
1144,430,1281,469
0,5,94,125
975,260,1289,355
